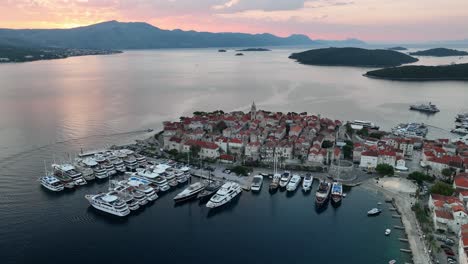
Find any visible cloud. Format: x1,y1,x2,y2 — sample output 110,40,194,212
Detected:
212,0,307,13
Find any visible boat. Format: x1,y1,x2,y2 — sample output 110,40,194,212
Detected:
174,182,206,202
349,120,380,130
40,175,64,192
302,174,313,192
269,173,281,192
75,164,95,181
154,176,170,192
331,182,343,205
93,165,108,179
385,229,391,236
367,208,382,216
52,163,86,186
123,155,138,171
130,189,148,206
164,172,178,187
206,182,242,208
451,128,468,135
388,260,396,264
409,102,440,113
251,175,263,192
279,171,291,188
112,186,140,211
174,170,188,184
107,154,126,173
85,192,130,217
134,154,147,168
392,123,428,138
315,181,331,207
198,180,223,202
126,179,158,201
286,174,301,192
235,53,244,56
456,113,468,122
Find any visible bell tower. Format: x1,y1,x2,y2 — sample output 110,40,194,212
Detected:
250,101,257,121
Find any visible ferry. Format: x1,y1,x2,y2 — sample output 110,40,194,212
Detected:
315,180,331,207
331,182,343,205
302,174,313,192
85,192,130,217
40,175,64,192
174,182,205,202
279,171,291,188
409,102,440,113
286,174,301,192
251,175,263,192
206,182,242,208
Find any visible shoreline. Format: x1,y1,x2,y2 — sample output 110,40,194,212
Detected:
363,74,468,81
361,178,431,264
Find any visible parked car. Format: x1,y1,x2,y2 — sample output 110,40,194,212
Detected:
444,249,455,256
440,244,451,250
445,238,455,246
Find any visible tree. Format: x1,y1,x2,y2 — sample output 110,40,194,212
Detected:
375,164,394,176
322,140,333,149
167,149,178,157
342,140,354,159
229,165,252,176
356,127,369,137
441,168,453,178
190,145,201,158
408,171,434,185
430,181,454,196
345,123,354,136
369,132,383,139
214,121,228,133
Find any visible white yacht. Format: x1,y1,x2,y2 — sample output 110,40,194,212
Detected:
75,164,95,181
93,165,108,179
206,182,242,208
385,229,391,236
155,176,170,192
107,154,126,173
102,161,116,177
286,174,301,192
126,179,158,201
164,172,178,187
174,182,205,202
175,170,188,184
135,154,147,167
302,174,313,192
279,171,291,188
52,163,86,186
85,192,130,217
130,189,148,206
40,175,64,192
251,175,263,192
112,186,140,211
124,155,138,171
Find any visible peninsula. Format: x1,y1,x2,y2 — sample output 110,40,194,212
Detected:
288,47,418,67
0,44,121,63
364,63,468,81
409,48,468,57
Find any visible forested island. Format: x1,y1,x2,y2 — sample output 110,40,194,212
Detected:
236,48,271,51
409,48,468,57
364,63,468,81
387,47,407,51
0,44,121,63
288,47,418,67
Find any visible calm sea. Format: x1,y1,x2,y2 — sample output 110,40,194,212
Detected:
0,47,467,263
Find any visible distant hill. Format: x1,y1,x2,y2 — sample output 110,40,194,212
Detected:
387,47,407,51
409,48,468,57
364,63,468,81
0,20,366,50
289,47,418,67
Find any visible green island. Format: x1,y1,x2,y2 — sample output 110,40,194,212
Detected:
409,48,468,57
364,63,468,81
387,46,407,51
288,47,418,67
0,44,121,63
236,48,271,51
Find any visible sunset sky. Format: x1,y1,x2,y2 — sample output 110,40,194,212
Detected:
1,0,468,42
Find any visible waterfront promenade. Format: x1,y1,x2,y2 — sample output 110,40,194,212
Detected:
362,178,431,264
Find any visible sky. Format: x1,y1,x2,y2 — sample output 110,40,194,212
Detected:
1,0,468,42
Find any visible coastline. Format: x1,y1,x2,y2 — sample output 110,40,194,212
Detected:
361,178,432,264
363,74,468,81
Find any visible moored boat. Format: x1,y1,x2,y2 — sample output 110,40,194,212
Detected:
40,175,64,192
367,208,382,216
251,175,263,192
331,182,343,205
286,174,301,192
174,182,205,202
198,181,223,202
409,102,440,113
302,173,313,192
85,192,130,217
269,173,281,192
206,182,242,208
315,180,331,207
279,171,291,188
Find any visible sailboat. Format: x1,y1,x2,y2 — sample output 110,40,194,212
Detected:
269,153,281,192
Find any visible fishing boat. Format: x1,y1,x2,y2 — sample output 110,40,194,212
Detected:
331,182,343,205
251,175,263,192
302,174,313,192
315,180,331,207
174,182,205,202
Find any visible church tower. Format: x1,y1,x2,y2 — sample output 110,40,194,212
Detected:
250,101,257,121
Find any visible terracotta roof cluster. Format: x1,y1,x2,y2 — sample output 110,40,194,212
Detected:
455,173,468,190
184,140,219,150
435,210,454,220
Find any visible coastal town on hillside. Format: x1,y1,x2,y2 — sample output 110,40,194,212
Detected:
39,102,468,264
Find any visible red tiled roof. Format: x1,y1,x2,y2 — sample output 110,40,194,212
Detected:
435,210,454,220
169,137,182,143
455,175,468,189
362,150,379,157
459,190,468,197
185,140,219,150
219,154,235,161
229,138,243,144
453,205,466,213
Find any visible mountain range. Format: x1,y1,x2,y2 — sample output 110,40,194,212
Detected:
0,20,366,50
